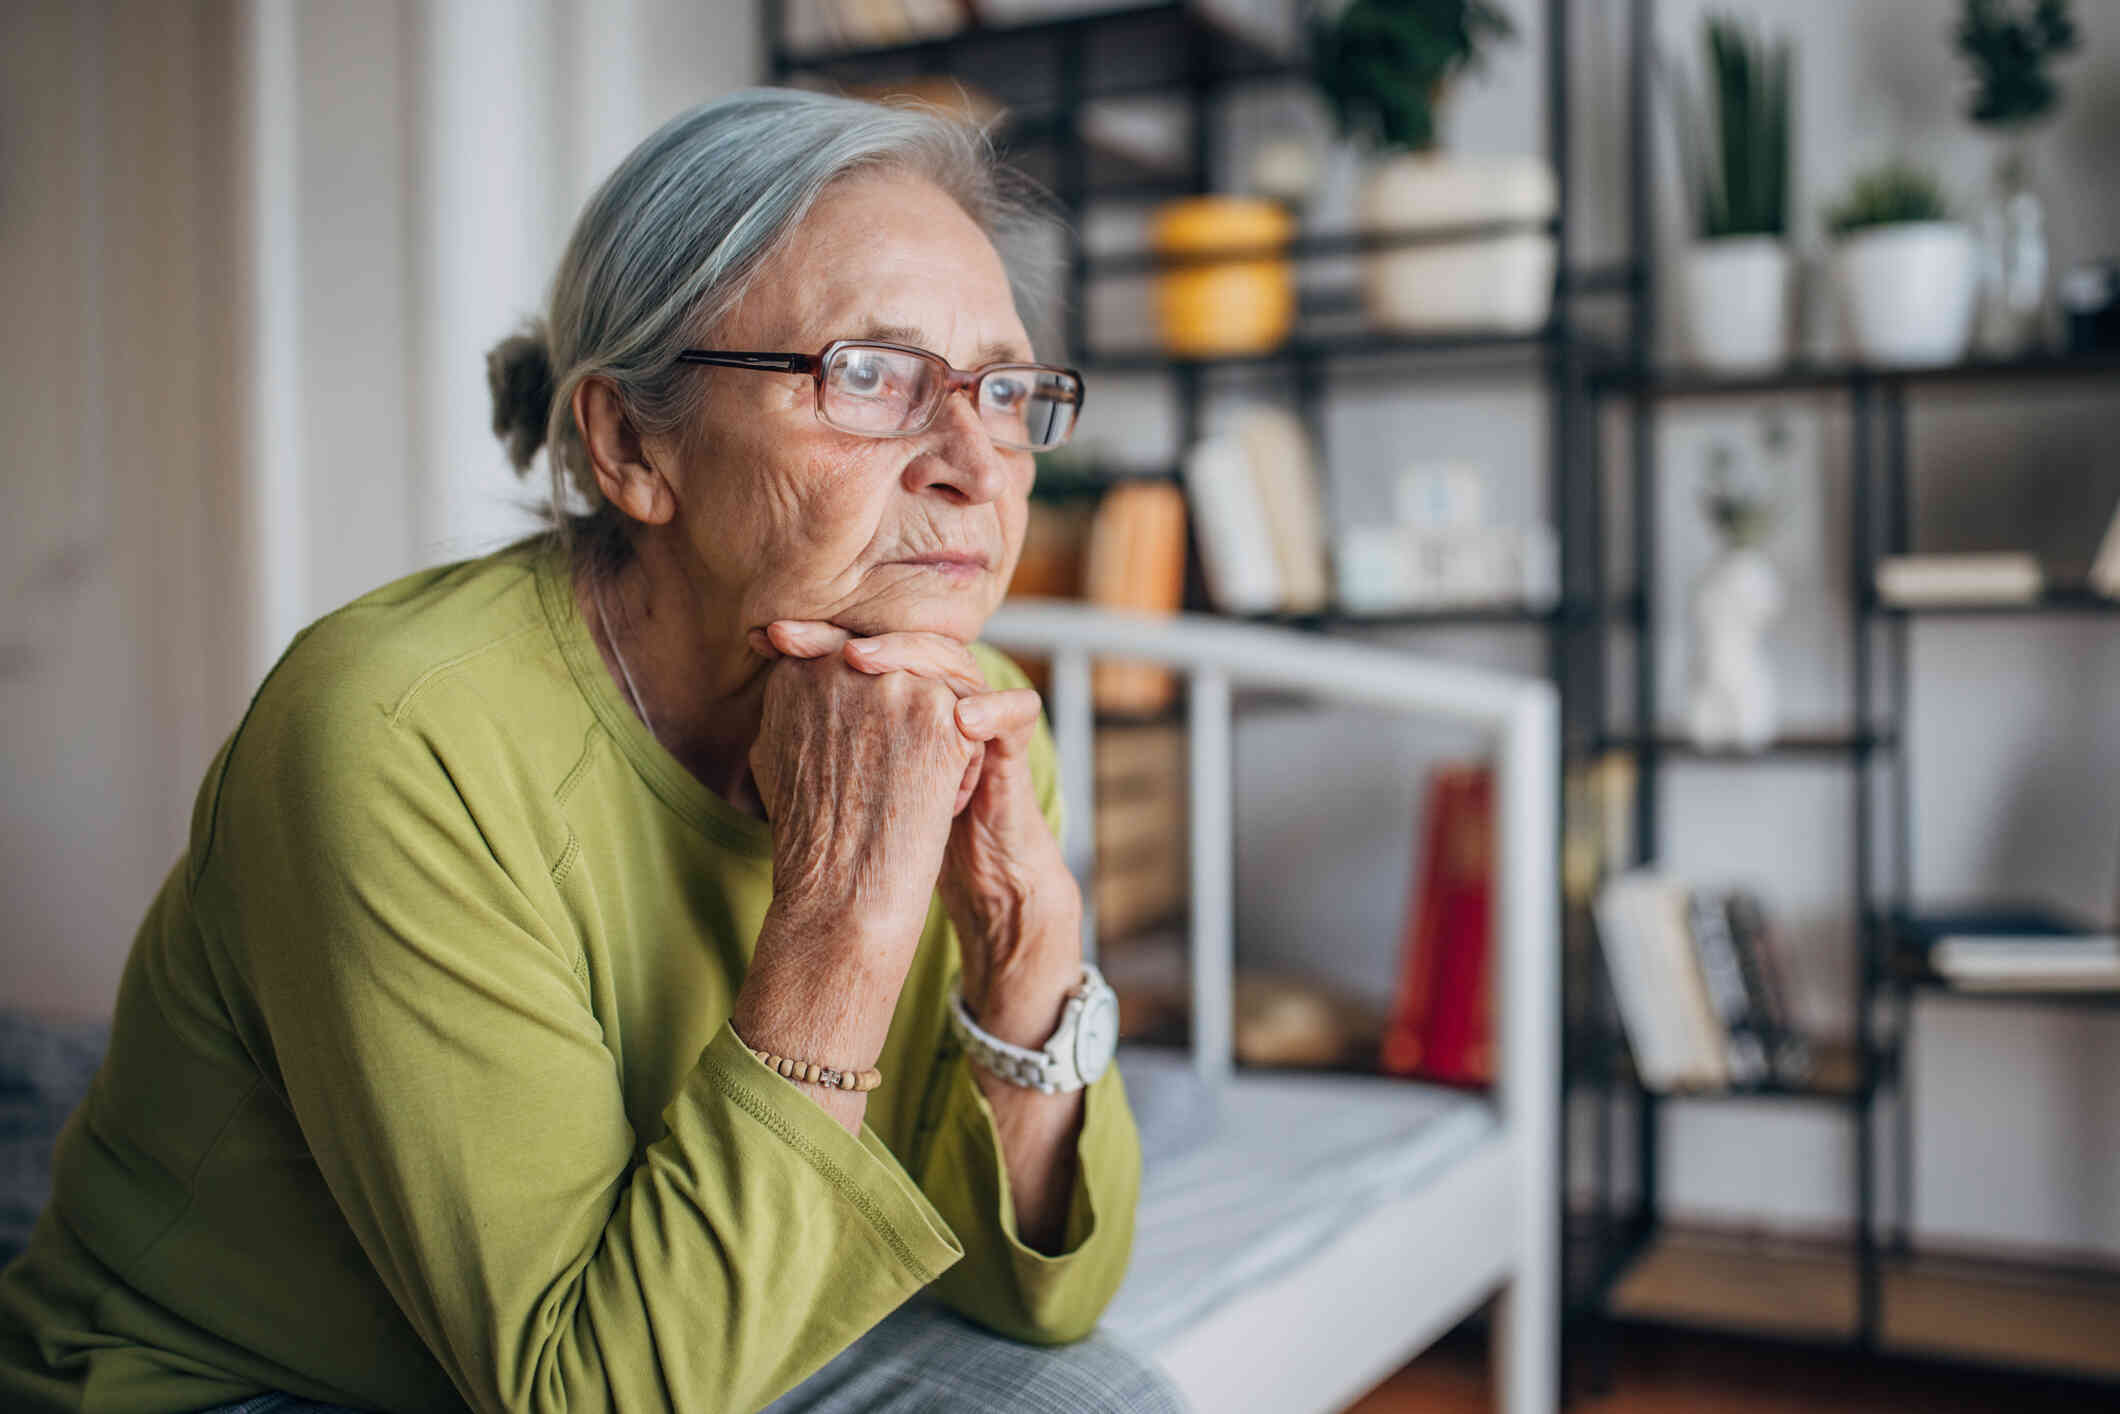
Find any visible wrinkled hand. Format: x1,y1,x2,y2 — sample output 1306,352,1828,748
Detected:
744,624,980,974
750,620,1082,1010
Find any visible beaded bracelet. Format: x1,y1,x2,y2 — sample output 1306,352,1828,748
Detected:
735,1030,882,1093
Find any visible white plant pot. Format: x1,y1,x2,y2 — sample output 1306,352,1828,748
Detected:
1681,236,1790,372
1357,152,1558,333
1833,222,1978,367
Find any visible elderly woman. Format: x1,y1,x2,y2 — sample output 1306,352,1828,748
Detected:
0,90,1183,1414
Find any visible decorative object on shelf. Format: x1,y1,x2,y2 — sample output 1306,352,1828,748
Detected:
1875,551,2044,607
2059,260,2120,354
1083,479,1189,716
1956,0,2079,358
2091,492,2120,600
1330,462,1557,615
801,0,974,48
1685,438,1782,753
1235,969,1384,1069
1826,162,1977,367
1311,0,1556,334
1667,14,1794,373
1148,196,1295,356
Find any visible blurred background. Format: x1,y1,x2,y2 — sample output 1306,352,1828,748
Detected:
5,1,2118,1408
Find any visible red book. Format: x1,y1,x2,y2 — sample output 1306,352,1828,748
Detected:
1380,765,1495,1086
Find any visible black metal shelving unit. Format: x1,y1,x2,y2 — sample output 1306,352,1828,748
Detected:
764,0,2120,1398
1586,350,2120,1388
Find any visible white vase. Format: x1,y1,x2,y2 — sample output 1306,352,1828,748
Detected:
1834,222,1978,367
1686,545,1783,753
1680,236,1791,373
1356,152,1557,333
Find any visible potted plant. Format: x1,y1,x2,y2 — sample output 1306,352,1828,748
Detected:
1826,162,1977,367
1667,15,1793,372
1955,0,2080,356
1311,0,1557,334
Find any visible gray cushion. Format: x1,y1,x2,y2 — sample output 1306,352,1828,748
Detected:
0,1010,108,1267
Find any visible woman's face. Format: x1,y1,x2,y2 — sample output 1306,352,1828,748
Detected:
666,170,1037,646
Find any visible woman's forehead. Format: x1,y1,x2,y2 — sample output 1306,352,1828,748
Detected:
755,174,1030,359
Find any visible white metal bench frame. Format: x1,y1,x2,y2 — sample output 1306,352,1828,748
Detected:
985,601,1559,1414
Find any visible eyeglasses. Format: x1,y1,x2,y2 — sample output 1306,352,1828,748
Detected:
674,339,1085,452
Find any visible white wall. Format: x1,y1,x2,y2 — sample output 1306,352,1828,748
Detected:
1,0,760,1019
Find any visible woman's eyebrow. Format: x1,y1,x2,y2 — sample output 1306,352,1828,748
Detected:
854,320,1031,366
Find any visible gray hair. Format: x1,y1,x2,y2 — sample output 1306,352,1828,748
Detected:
486,86,1061,581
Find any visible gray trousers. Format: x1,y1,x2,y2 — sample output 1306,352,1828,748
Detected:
204,1289,1190,1413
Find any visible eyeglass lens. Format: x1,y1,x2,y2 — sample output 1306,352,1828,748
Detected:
821,345,1079,450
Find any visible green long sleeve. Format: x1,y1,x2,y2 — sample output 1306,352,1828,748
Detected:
0,533,1140,1413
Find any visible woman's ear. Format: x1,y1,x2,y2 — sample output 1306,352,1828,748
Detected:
573,376,676,526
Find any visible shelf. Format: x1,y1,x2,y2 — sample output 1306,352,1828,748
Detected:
1606,1229,2120,1384
1083,222,1562,277
772,2,1302,107
1571,1039,1869,1104
1878,908,2120,1006
1598,731,1895,762
1594,347,2120,399
1873,584,2120,618
1081,325,1573,374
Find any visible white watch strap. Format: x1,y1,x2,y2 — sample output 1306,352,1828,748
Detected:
949,966,1097,1094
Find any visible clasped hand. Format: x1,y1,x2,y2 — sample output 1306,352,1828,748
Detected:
746,620,1081,1013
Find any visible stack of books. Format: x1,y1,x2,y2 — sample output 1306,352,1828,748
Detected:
1898,908,2120,992
1591,873,1813,1093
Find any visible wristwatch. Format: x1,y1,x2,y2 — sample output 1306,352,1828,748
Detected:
948,962,1121,1094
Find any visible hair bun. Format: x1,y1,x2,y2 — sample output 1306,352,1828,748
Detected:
486,326,555,472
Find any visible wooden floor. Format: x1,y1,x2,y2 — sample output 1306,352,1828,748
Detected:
1344,1322,2116,1413
1609,1230,2120,1379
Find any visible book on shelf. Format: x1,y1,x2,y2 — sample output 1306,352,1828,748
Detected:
1180,407,1331,616
1724,889,1813,1085
1083,478,1189,716
1875,552,2043,606
1181,433,1282,614
1381,764,1495,1086
1686,892,1771,1087
1592,874,1814,1092
1897,907,2120,992
1233,407,1330,614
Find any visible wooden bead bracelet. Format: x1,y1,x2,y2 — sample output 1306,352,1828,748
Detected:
736,1031,882,1093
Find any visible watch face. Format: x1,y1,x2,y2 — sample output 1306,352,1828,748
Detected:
1073,989,1121,1082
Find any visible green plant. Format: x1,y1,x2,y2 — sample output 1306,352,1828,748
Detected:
1310,0,1517,154
1824,162,1953,237
1667,14,1792,239
1956,0,2079,127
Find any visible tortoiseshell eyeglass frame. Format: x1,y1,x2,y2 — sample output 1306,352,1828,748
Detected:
672,338,1086,451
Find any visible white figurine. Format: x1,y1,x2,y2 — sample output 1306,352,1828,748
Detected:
1686,439,1784,752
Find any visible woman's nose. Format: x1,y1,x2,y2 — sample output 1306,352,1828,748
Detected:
906,387,1009,504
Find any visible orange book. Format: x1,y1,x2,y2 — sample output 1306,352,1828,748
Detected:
1083,480,1187,716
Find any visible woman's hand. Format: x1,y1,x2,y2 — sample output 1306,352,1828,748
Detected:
751,621,1083,1016
744,624,980,984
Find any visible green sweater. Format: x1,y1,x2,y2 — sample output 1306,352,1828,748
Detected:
0,533,1140,1413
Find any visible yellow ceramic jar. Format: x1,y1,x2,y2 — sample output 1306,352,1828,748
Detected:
1150,197,1296,356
